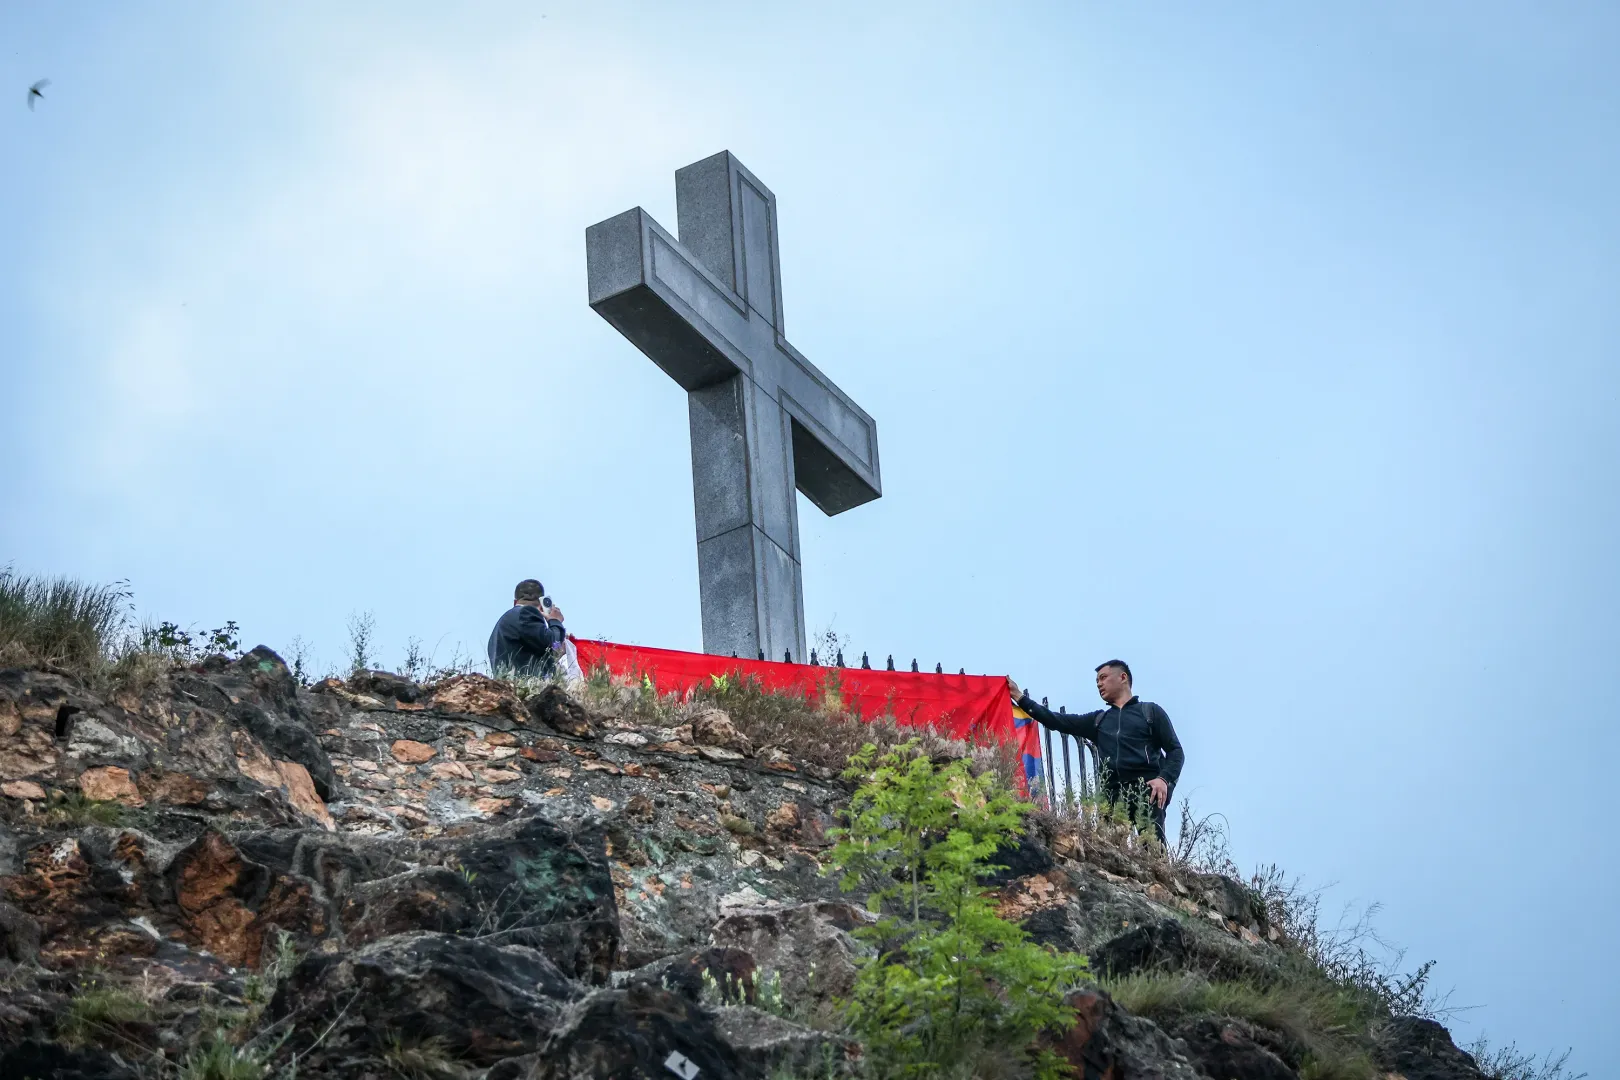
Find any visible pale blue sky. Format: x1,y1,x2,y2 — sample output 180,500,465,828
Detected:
3,2,1615,1067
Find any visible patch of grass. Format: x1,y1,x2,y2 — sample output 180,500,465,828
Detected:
1102,969,1378,1080
0,568,130,672
59,985,152,1047
501,669,566,702
0,567,247,694
178,1033,269,1080
575,664,679,723
242,929,299,1008
1298,1051,1379,1080
382,1031,469,1079
47,791,124,828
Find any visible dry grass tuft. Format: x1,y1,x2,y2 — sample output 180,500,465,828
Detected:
0,568,131,673
1102,969,1377,1080
59,984,152,1047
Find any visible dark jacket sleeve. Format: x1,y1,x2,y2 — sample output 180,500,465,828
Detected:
513,606,564,654
1016,694,1102,741
1146,703,1185,785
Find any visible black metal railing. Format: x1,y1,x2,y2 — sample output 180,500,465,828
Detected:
1038,699,1097,809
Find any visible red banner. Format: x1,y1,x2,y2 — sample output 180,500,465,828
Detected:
572,639,1044,792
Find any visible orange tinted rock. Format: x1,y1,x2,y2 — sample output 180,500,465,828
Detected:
429,674,525,722
78,766,145,807
391,739,437,764
171,831,322,969
0,723,57,780
140,772,210,807
276,760,334,831
1,780,46,800
229,733,330,828
430,760,475,782
174,831,255,966
233,732,284,789
765,803,800,836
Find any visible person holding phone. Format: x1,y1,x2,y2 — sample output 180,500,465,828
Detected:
487,578,568,678
1008,660,1184,844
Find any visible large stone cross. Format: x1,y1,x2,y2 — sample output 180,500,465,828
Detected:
586,151,882,662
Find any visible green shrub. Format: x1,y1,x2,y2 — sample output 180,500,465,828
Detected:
47,791,124,828
178,1034,268,1080
828,740,1088,1078
59,985,151,1046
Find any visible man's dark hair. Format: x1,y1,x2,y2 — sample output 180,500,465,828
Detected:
514,579,544,603
1095,659,1132,685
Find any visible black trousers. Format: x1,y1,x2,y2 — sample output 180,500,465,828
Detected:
1102,769,1169,845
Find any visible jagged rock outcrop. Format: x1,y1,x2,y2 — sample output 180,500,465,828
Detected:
0,649,1491,1078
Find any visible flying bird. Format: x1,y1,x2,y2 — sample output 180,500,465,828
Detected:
26,79,49,111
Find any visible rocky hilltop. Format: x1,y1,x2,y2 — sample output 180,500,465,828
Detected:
0,646,1494,1079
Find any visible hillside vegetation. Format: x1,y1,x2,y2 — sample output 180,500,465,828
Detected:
0,568,1582,1079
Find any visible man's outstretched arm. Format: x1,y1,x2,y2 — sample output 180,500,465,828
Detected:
1006,679,1102,740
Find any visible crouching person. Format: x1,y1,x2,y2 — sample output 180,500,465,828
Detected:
1009,659,1184,844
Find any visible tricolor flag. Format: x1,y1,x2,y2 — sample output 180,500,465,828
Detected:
1012,702,1043,796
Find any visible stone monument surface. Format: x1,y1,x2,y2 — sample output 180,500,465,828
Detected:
586,151,881,662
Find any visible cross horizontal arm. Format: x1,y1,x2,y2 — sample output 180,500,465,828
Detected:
586,207,755,392
774,339,882,515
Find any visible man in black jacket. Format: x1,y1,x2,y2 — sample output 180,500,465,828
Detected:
1009,659,1184,843
487,579,568,677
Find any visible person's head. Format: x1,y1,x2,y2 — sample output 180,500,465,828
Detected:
1094,660,1133,706
513,579,544,608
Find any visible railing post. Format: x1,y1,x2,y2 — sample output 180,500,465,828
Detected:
1044,726,1057,810
1061,736,1074,807
860,652,870,669
886,655,895,671
909,658,918,672
784,649,792,664
935,662,943,674
836,650,845,667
